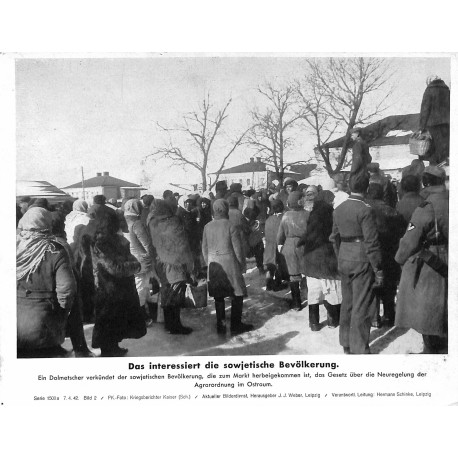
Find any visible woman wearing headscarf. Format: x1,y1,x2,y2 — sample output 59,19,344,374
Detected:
147,200,194,334
17,207,77,357
65,199,90,254
124,198,157,325
82,211,146,356
202,199,253,336
277,191,309,310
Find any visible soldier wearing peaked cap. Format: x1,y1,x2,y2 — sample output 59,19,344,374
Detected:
395,165,448,353
330,173,382,354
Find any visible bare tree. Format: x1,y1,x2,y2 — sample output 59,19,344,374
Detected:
145,93,247,191
296,57,394,175
247,83,308,186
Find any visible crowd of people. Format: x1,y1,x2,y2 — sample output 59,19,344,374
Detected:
16,152,449,357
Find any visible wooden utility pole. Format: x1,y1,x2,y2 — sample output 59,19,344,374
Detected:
81,166,85,200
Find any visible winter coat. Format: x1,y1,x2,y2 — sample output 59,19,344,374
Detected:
65,211,91,255
350,137,372,177
301,201,339,280
229,207,250,254
263,213,283,266
396,192,425,231
420,79,450,130
177,206,200,254
202,218,247,298
277,209,309,276
366,198,404,280
148,201,194,285
89,234,146,348
253,190,270,224
17,243,76,349
395,186,448,337
125,215,156,274
196,197,212,240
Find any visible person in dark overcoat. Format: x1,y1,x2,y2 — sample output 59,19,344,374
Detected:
147,199,194,335
330,174,382,354
396,175,425,232
17,207,77,357
299,186,341,330
395,166,448,353
83,211,146,356
419,76,450,165
253,189,270,228
277,191,309,310
366,183,404,327
196,196,212,239
349,127,372,181
263,199,288,291
229,182,244,211
202,199,253,336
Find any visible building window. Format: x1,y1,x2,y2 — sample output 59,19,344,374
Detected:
247,179,250,186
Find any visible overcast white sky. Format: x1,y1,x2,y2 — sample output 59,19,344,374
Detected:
16,55,450,192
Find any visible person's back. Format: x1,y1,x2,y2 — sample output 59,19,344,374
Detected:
396,174,425,230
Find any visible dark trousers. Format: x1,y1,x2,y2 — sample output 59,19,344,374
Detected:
248,241,264,269
339,261,376,354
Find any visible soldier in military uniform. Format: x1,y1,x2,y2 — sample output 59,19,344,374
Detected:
395,166,448,353
330,174,383,354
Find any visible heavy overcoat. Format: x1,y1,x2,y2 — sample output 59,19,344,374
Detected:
17,244,76,349
202,218,247,298
301,201,339,280
277,209,308,276
148,201,194,285
89,234,146,348
420,79,450,130
350,137,372,177
125,216,155,274
395,187,448,337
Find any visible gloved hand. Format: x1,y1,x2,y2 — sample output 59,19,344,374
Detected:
373,270,384,289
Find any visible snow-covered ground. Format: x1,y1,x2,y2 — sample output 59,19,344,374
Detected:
64,260,425,357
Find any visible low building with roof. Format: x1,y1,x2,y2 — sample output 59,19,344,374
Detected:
63,171,146,203
213,157,317,190
16,180,72,204
322,113,423,180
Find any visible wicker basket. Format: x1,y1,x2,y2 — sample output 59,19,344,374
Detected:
409,132,431,157
184,282,208,308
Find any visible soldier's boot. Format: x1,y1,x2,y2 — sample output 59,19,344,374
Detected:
309,303,321,332
381,300,395,327
289,281,303,310
214,298,227,335
265,270,274,291
230,296,254,336
324,301,340,328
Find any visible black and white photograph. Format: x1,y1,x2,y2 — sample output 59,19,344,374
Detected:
13,55,451,359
